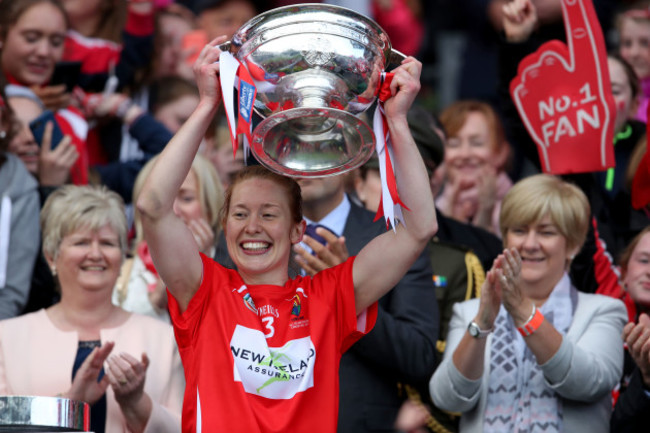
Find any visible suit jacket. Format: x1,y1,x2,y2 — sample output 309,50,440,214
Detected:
337,200,439,433
433,210,502,273
430,290,627,433
0,309,184,433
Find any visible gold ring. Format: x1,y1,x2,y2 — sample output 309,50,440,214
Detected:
119,379,127,385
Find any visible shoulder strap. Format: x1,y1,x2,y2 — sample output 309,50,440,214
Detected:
465,250,485,299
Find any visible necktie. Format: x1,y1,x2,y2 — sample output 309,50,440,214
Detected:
304,223,336,254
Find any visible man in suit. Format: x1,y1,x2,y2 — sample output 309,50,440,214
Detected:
295,168,439,432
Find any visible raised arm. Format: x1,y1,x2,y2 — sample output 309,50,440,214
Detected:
352,58,438,314
136,38,225,313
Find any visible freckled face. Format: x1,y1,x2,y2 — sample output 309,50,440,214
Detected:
225,178,303,285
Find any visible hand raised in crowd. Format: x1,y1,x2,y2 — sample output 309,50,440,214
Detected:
107,352,153,433
76,91,144,126
38,121,78,186
439,174,478,223
472,164,499,232
623,313,650,387
30,84,70,112
63,341,115,405
187,217,216,255
502,0,538,43
294,228,349,276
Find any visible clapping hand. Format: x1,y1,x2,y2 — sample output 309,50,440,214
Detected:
106,352,153,433
187,217,216,255
106,352,150,406
294,227,349,276
64,341,114,405
623,313,650,387
476,248,526,329
476,261,503,330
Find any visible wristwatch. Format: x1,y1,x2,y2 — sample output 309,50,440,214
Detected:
467,321,492,339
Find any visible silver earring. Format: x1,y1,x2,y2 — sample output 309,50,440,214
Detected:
51,265,56,277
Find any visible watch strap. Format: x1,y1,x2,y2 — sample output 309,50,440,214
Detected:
469,321,492,338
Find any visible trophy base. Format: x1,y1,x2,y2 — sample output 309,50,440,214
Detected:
251,107,375,178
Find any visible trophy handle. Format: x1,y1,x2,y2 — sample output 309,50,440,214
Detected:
387,49,407,70
218,41,233,53
388,49,407,65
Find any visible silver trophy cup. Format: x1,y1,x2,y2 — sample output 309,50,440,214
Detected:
220,3,405,177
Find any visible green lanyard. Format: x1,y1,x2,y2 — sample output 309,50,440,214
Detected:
605,124,633,191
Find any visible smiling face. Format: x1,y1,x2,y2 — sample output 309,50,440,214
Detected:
225,177,304,286
623,232,650,309
444,111,498,185
608,57,639,134
1,2,67,86
619,17,650,80
7,96,42,175
51,224,123,295
505,214,576,297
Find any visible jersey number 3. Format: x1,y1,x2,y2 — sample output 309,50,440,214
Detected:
262,316,275,339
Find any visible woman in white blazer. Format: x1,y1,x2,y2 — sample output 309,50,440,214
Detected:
430,174,627,433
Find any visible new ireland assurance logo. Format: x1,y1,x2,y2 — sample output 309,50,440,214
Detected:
230,325,316,399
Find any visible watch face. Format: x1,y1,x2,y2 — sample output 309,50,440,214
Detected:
468,322,479,337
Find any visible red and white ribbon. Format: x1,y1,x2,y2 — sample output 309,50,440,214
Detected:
373,72,408,231
219,51,256,161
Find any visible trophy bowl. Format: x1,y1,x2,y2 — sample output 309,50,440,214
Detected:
221,3,405,177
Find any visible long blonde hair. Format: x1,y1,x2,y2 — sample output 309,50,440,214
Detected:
132,154,224,248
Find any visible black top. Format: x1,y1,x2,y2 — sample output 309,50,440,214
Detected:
72,340,106,433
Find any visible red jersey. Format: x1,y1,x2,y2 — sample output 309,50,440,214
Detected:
168,253,377,433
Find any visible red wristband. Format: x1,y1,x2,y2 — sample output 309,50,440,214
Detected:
517,305,544,337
